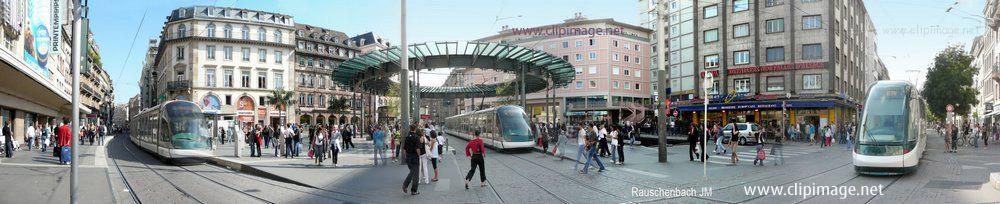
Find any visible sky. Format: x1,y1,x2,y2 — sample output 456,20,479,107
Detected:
91,0,987,104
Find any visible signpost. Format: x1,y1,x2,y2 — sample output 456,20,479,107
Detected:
702,72,714,179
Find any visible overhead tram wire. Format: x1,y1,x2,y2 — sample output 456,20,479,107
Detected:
113,8,148,83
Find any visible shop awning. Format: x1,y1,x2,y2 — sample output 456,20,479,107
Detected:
675,100,837,112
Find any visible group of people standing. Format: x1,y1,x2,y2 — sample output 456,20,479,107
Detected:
0,119,99,165
569,122,636,174
400,123,448,195
942,122,996,153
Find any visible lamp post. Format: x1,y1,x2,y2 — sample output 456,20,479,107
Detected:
702,72,714,179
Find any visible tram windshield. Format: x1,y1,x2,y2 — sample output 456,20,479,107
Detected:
497,106,533,142
860,84,909,145
164,102,206,136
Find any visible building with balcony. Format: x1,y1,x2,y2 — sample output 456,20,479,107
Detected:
644,0,888,128
146,6,298,127
292,23,362,125
457,13,653,124
973,0,999,123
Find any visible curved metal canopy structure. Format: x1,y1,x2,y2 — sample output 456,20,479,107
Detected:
333,41,575,98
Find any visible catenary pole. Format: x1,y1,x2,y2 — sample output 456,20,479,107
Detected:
70,0,86,203
399,0,410,137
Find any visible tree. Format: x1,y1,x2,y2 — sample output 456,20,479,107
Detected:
385,82,401,117
493,81,518,106
266,89,296,124
921,45,978,119
327,97,350,114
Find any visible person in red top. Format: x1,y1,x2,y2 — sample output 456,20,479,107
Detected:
56,120,72,164
464,130,487,189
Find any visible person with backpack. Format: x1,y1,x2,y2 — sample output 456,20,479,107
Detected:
753,130,766,166
403,125,424,195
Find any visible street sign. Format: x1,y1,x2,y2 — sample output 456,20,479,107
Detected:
703,72,715,92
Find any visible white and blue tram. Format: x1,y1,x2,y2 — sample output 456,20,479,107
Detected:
129,100,213,163
445,105,535,150
854,81,926,175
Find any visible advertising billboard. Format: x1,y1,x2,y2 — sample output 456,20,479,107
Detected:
22,0,60,78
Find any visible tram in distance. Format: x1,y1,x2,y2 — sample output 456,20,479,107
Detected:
854,81,926,175
129,100,213,164
445,105,535,150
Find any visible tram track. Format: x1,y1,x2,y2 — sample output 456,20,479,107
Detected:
111,136,277,204
486,152,571,204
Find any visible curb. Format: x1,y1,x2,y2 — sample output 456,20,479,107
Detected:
205,156,317,189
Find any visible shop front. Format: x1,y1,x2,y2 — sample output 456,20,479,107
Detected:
676,100,852,130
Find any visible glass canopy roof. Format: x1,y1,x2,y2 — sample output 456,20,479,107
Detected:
333,41,576,98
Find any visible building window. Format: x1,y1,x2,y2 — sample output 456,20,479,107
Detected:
177,24,187,38
733,50,751,65
562,41,569,48
624,43,630,50
274,30,282,43
224,24,233,38
803,15,822,30
709,81,720,94
803,74,822,90
704,5,718,18
206,23,215,37
634,83,640,90
613,53,620,61
635,70,641,77
257,71,267,89
613,67,620,75
802,43,823,60
766,18,784,33
205,69,216,87
575,54,583,61
224,69,233,87
734,78,751,93
624,55,630,62
613,81,620,89
588,66,597,74
766,47,785,62
258,49,267,62
241,47,250,61
801,0,820,3
589,80,597,88
704,54,720,69
258,27,267,41
589,52,597,60
274,51,283,64
224,46,233,60
176,46,185,60
589,39,595,46
766,76,784,91
225,95,232,105
704,29,719,43
624,69,631,76
575,81,583,89
206,45,216,60
765,0,784,7
733,0,749,12
575,41,583,47
259,96,266,106
241,26,250,40
733,23,750,38
241,71,251,88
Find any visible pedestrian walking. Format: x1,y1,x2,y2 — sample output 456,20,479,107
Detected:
730,126,740,165
608,126,619,163
715,124,728,155
343,125,355,150
462,129,488,190
550,124,563,160
574,124,588,171
374,126,387,165
688,122,699,162
428,130,440,182
26,123,36,151
314,126,326,165
579,126,606,174
331,125,343,167
540,123,549,157
753,131,765,166
418,130,431,184
950,123,959,153
40,123,50,152
403,125,423,195
3,120,14,158
598,125,609,157
615,125,625,165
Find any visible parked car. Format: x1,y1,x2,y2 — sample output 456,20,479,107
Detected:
721,122,761,145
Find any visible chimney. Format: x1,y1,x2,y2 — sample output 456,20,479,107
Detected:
565,12,587,23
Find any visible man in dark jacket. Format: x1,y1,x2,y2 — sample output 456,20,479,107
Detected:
3,119,13,158
402,125,423,195
688,123,700,161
